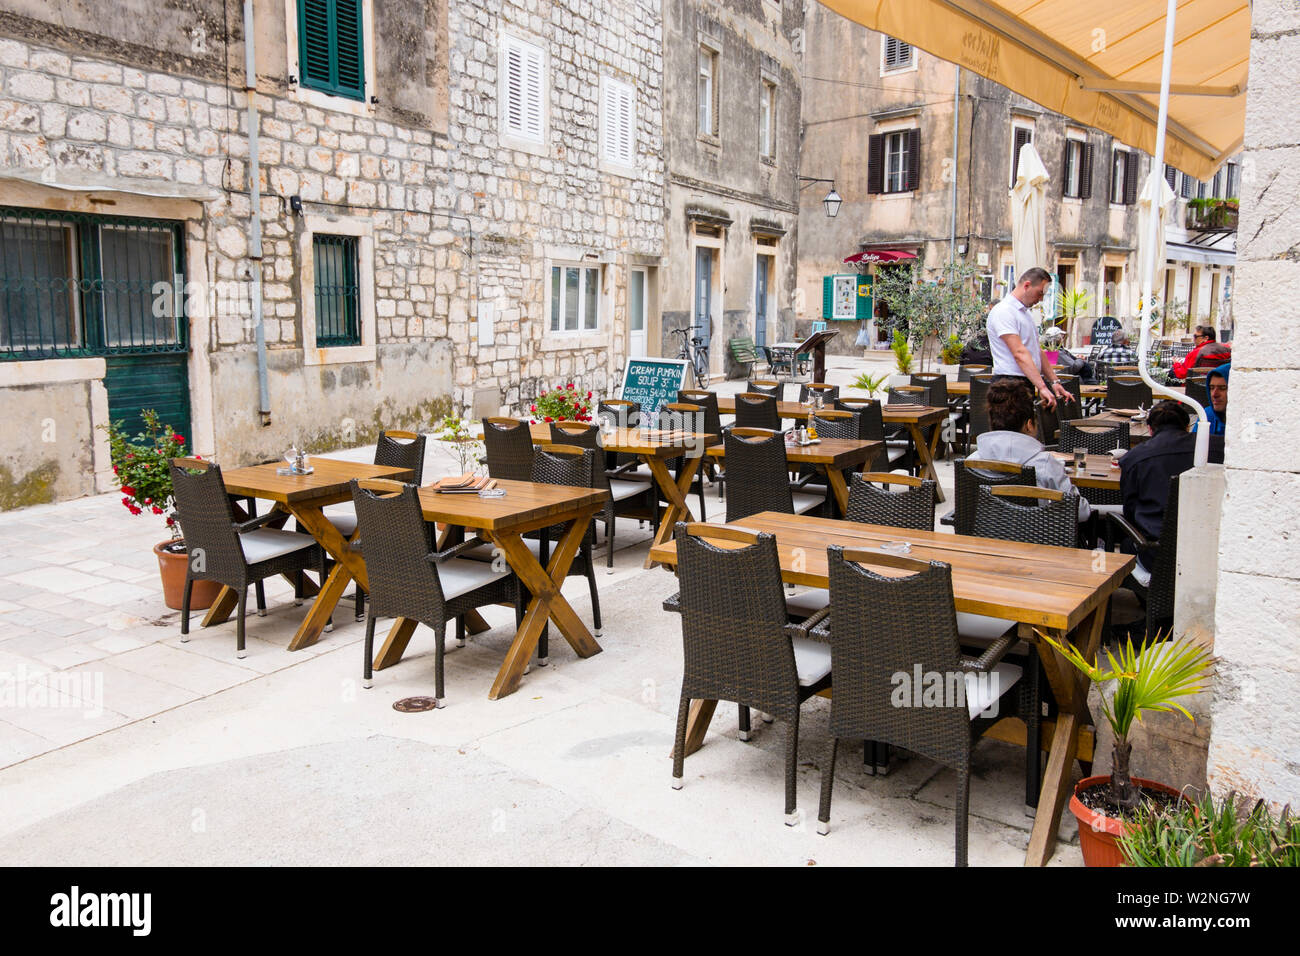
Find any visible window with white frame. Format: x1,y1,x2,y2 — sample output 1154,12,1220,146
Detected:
601,76,635,167
698,46,718,137
881,36,913,72
759,81,776,160
549,263,602,332
500,34,545,145
1110,147,1138,205
1063,133,1092,199
884,131,908,192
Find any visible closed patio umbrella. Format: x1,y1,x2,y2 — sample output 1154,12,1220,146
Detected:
1010,140,1049,281
1135,169,1177,334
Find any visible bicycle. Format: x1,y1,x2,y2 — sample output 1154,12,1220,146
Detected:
671,326,710,388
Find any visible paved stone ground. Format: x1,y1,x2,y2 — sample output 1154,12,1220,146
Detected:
0,356,1087,865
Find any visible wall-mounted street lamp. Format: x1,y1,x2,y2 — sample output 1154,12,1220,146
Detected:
798,176,842,218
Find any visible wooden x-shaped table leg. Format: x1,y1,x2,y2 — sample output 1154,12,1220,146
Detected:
1021,600,1108,866
284,504,370,651
824,466,852,517
644,454,702,569
907,422,946,503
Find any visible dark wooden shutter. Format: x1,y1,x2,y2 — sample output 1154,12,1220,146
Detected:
905,128,921,191
298,0,364,101
1181,174,1194,199
1080,143,1094,199
867,134,885,194
1012,126,1032,187
1164,164,1178,190
1124,151,1140,204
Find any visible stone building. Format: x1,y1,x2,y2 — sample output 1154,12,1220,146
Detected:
797,8,1147,351
1160,160,1239,336
658,0,802,377
0,0,663,507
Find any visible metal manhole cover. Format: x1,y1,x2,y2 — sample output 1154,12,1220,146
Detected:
393,697,439,713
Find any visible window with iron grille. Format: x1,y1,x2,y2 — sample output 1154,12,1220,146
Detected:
882,36,913,72
0,208,186,360
313,234,360,346
297,0,365,101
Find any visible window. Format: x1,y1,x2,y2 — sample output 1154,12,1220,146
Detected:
759,81,776,160
297,0,365,101
1110,148,1139,204
698,46,717,137
1062,136,1093,198
979,274,995,303
867,129,920,194
312,235,360,346
1164,164,1178,191
1225,162,1238,198
1182,174,1195,199
0,209,185,360
882,35,913,72
1010,123,1033,187
500,34,545,145
549,264,601,332
601,76,636,167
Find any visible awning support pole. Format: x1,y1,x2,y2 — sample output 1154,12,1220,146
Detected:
1139,0,1210,466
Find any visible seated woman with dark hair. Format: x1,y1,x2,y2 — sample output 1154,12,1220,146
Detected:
974,379,1091,522
1118,400,1196,584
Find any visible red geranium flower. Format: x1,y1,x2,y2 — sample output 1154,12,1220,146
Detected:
173,434,185,445
121,485,135,496
151,505,163,515
530,404,537,412
566,382,574,389
165,516,175,527
544,416,553,422
586,391,593,399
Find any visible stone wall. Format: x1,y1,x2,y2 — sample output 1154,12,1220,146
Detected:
1206,0,1300,809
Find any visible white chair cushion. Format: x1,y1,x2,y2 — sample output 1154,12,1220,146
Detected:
624,464,655,482
609,477,652,501
792,636,832,687
964,662,1022,719
239,528,318,564
792,491,824,515
437,557,508,600
321,502,357,537
955,612,1016,644
785,587,829,617
1091,503,1123,515
1132,560,1152,588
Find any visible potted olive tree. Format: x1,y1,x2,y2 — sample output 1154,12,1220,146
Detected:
1040,630,1214,866
102,410,221,611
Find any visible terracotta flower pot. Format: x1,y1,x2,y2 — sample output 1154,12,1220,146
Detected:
1068,774,1183,867
153,541,222,611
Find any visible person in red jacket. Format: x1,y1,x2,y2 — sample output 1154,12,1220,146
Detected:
1173,326,1227,379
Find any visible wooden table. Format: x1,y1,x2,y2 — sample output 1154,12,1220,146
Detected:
704,437,880,515
215,458,414,650
371,478,608,700
716,397,950,502
530,423,715,569
948,379,1107,399
1050,451,1121,491
649,511,1135,867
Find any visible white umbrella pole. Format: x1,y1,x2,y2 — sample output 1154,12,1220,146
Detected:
1141,0,1211,465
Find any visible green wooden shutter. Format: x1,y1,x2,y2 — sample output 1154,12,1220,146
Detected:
856,275,873,319
298,0,364,101
822,275,833,319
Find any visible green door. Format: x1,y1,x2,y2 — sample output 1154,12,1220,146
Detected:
104,353,191,442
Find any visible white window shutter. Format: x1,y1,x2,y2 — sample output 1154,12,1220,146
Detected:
617,84,634,164
505,43,524,135
602,78,635,165
524,44,544,140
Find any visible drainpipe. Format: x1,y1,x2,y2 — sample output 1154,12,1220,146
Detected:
244,0,271,425
949,65,960,267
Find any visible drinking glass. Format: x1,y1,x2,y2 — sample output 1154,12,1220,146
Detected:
1073,448,1087,471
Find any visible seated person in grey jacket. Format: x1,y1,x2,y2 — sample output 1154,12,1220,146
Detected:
974,379,1092,522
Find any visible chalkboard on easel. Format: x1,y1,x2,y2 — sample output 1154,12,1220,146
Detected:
619,358,689,418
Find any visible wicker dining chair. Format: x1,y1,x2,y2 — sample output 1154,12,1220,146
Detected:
948,458,1037,536
958,364,990,382
789,409,859,519
1106,375,1153,409
483,417,535,482
845,472,936,531
834,397,897,472
807,548,1021,865
170,459,325,659
319,429,428,622
797,382,840,405
969,483,1079,809
723,428,824,523
350,479,519,705
1106,474,1181,641
550,421,654,570
887,384,930,406
967,373,1001,450
747,379,784,400
912,373,957,457
665,523,833,823
1059,419,1129,455
733,391,782,432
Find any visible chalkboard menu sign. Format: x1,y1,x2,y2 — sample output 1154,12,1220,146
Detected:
1091,316,1122,347
620,358,689,418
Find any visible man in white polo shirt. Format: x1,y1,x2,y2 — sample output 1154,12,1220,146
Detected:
987,266,1071,411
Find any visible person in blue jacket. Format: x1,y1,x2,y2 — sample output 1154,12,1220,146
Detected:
1201,363,1230,435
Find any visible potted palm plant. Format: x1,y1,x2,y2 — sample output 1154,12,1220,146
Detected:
102,409,222,611
1039,631,1214,866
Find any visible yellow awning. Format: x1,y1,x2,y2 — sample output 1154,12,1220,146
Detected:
817,0,1250,181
